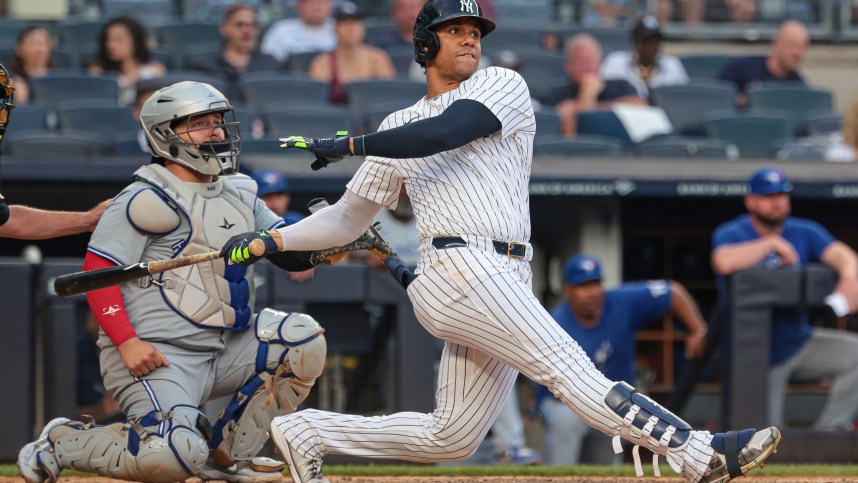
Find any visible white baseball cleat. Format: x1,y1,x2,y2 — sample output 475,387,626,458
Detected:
700,427,781,483
17,417,71,483
270,419,330,483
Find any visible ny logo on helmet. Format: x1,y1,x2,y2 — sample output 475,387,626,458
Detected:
460,0,475,13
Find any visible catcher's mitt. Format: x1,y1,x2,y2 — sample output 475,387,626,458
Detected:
309,222,396,266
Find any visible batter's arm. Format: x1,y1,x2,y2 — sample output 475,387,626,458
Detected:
271,190,383,252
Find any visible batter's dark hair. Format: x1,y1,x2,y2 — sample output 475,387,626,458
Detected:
92,16,152,73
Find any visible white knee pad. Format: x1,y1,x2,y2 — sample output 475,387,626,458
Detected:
49,406,210,483
211,309,326,467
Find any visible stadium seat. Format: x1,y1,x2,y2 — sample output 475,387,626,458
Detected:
264,107,352,138
240,75,329,111
364,20,397,46
803,109,842,136
480,28,543,53
29,75,120,108
576,110,632,144
634,135,735,159
0,20,24,49
153,70,228,95
54,100,139,140
705,108,798,158
286,51,327,75
386,46,416,76
11,105,50,131
156,22,221,68
361,100,419,133
533,134,625,157
679,54,737,79
5,129,111,158
57,20,103,68
535,110,561,138
345,79,426,120
650,80,736,136
493,0,554,26
746,84,834,120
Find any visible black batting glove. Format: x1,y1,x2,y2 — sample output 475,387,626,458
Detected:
220,230,278,266
279,132,351,171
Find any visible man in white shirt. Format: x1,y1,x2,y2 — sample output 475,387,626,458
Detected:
600,14,688,99
260,0,337,63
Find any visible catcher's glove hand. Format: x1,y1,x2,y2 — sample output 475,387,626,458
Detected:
280,131,351,171
309,222,395,266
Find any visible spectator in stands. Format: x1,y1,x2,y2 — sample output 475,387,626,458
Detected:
543,34,646,137
825,98,858,162
601,15,689,99
9,25,55,105
187,3,282,104
115,80,164,155
711,167,858,430
260,0,336,64
88,16,167,107
718,20,809,108
371,0,425,52
539,254,708,465
308,2,395,104
251,168,314,281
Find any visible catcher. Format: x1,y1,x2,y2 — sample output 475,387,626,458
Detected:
17,81,393,483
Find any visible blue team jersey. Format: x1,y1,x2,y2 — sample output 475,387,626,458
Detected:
712,214,835,365
283,210,304,226
537,281,672,404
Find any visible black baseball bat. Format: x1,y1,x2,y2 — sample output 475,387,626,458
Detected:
54,239,268,297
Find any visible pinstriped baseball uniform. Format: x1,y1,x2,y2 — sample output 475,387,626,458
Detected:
273,67,715,480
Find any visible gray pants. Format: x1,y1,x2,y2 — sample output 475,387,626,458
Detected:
768,327,858,430
540,398,622,465
100,325,285,420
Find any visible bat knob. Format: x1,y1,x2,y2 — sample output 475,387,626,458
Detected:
249,238,266,257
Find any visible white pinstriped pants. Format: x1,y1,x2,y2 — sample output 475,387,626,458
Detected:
273,240,714,481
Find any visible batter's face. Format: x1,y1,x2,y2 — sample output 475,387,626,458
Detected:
565,280,605,321
174,112,227,146
745,192,791,229
429,18,482,81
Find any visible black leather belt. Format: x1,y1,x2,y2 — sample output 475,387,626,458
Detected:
432,236,531,259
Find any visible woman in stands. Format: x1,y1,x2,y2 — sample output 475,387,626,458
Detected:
10,25,56,104
308,2,395,104
88,16,166,107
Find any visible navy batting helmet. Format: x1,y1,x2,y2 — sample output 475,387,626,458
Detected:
413,0,496,67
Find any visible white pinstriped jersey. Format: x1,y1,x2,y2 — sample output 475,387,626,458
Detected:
346,67,535,244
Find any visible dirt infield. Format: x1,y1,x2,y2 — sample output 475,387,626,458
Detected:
3,477,858,483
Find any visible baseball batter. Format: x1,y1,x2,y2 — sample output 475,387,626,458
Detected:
221,1,782,482
18,81,328,483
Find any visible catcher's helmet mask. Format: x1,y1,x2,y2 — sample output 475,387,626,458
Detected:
413,0,496,67
141,81,241,176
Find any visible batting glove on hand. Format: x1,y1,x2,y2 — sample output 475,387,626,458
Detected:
220,230,279,266
279,133,351,171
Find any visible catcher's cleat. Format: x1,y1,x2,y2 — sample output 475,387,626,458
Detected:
198,456,285,483
700,427,781,483
17,417,70,483
270,418,330,483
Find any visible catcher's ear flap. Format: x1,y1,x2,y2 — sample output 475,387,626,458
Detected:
307,198,330,213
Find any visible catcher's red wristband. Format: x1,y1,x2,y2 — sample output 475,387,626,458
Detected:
84,251,137,346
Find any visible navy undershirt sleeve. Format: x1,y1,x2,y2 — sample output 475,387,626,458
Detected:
356,99,502,159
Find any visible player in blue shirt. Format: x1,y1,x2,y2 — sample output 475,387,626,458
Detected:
712,167,858,430
538,254,709,465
